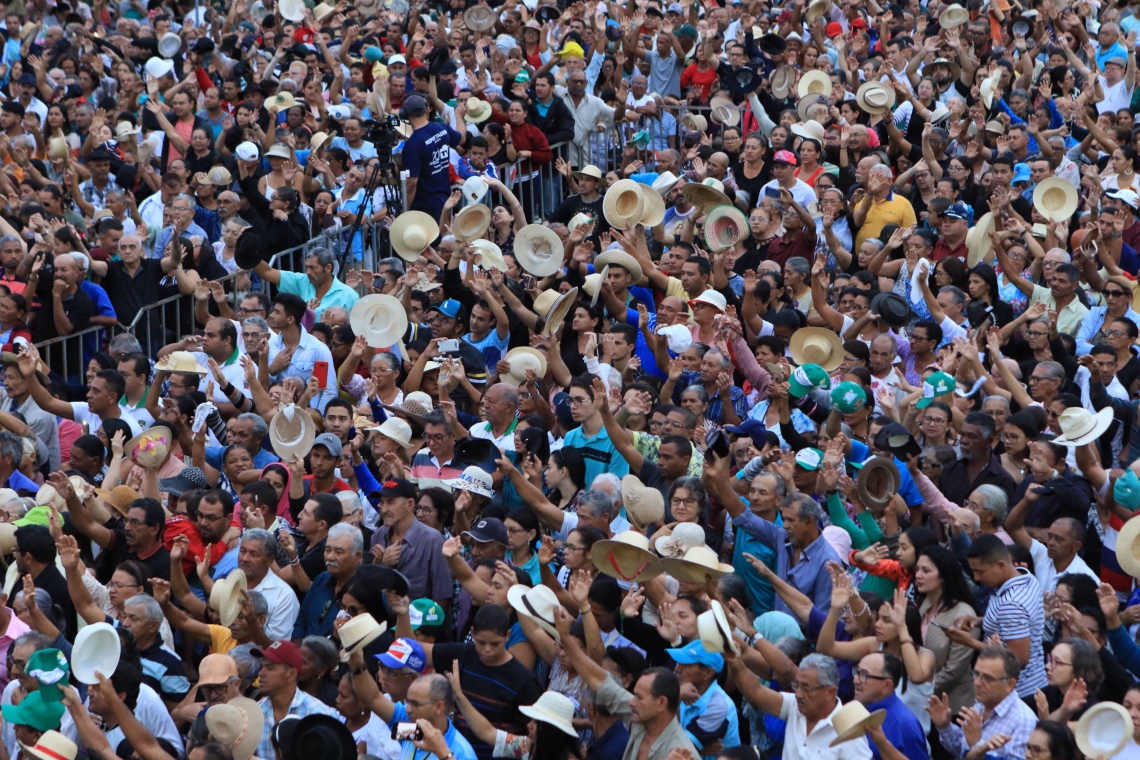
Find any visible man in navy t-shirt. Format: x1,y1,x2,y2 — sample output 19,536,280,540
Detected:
400,94,469,221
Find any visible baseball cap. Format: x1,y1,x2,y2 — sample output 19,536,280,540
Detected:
850,17,867,28
1116,469,1140,510
402,94,428,116
773,150,799,166
1108,188,1140,210
830,381,868,414
916,371,956,409
312,432,343,457
25,649,69,702
1012,163,1031,184
1,691,64,731
795,448,825,471
1107,55,1128,68
378,478,417,499
777,9,794,21
944,201,970,220
667,2,684,12
788,363,831,399
428,299,464,319
409,599,446,630
463,517,508,544
388,54,407,65
376,638,427,672
17,73,35,86
251,641,304,671
666,640,724,671
197,654,239,686
873,422,921,458
235,141,260,161
725,419,768,448
826,21,843,36
677,24,697,38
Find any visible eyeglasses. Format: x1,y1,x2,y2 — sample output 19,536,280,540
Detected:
1029,375,1054,383
567,396,591,407
506,525,529,535
1046,655,1072,667
1105,290,1130,298
1026,330,1050,338
1105,330,1127,338
198,512,227,522
1025,744,1051,758
853,668,892,682
671,497,699,507
423,433,450,443
924,417,948,426
564,542,586,553
414,505,436,516
970,670,1011,683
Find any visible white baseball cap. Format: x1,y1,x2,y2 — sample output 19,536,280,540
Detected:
388,54,407,66
235,141,260,161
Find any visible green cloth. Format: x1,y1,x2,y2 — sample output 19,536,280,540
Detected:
24,649,69,703
824,493,898,599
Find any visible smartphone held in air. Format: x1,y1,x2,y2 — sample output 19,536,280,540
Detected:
313,361,329,388
704,430,730,463
764,187,781,199
439,338,460,353
393,723,423,742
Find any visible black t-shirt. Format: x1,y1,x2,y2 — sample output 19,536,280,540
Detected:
431,643,542,760
546,194,610,238
24,565,78,641
96,526,172,585
732,161,772,208
297,536,327,582
102,259,166,326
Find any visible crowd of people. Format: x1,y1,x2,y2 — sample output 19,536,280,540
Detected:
4,0,1140,759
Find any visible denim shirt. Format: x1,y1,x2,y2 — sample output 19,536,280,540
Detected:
731,510,839,615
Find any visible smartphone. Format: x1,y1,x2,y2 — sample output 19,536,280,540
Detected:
704,429,730,463
764,187,781,199
522,275,536,290
439,338,460,353
313,361,329,388
393,723,423,742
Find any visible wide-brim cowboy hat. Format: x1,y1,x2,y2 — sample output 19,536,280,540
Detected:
158,32,182,58
270,405,317,463
23,733,76,760
966,212,995,267
622,474,664,529
798,70,833,100
471,239,506,272
585,266,609,307
155,350,202,373
464,4,497,31
209,570,247,627
453,204,490,243
515,224,564,277
1075,702,1132,760
286,714,357,760
591,531,662,582
125,429,171,470
595,250,644,285
312,2,337,21
929,57,962,82
33,484,66,513
637,183,666,227
856,457,900,510
770,65,796,99
48,136,69,160
659,545,735,585
980,73,1000,108
829,702,888,747
698,600,741,655
856,81,895,114
279,0,306,20
791,120,826,143
94,485,141,517
797,93,829,123
939,3,969,27
682,181,732,214
704,204,748,250
519,693,578,738
1033,178,1078,223
390,211,439,261
682,113,708,132
758,34,786,56
71,622,120,684
465,97,492,124
1053,406,1113,446
338,613,388,661
806,0,833,22
790,327,844,371
206,697,264,760
350,294,408,349
1117,515,1140,577
507,584,561,640
501,347,547,387
542,287,578,337
603,179,645,230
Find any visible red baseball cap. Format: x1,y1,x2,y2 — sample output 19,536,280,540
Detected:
773,150,799,166
850,17,867,28
777,9,793,21
826,22,843,37
252,641,303,671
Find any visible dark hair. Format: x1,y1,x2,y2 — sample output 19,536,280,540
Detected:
274,293,307,326
1033,721,1078,760
1005,411,1040,440
417,487,456,530
95,369,126,399
879,651,905,688
15,525,55,564
202,489,236,516
324,397,355,419
915,545,981,614
241,481,279,509
841,340,870,365
912,319,943,344
472,603,510,636
901,527,938,564
641,667,681,713
100,418,134,458
309,492,344,528
968,533,1011,565
71,434,105,462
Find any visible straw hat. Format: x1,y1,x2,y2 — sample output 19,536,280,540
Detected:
1033,178,1078,222
829,702,887,747
519,693,578,738
206,166,232,186
338,613,388,660
939,3,969,27
464,4,497,30
500,347,547,387
682,113,708,132
659,545,735,584
94,485,141,517
0,524,15,557
790,327,844,371
206,697,264,760
797,93,829,123
279,0,306,20
709,97,739,127
271,91,297,111
697,600,740,655
313,2,337,20
652,171,681,197
514,224,564,277
462,175,490,203
1075,702,1132,759
270,405,317,462
980,73,1000,108
390,211,440,261
791,120,826,142
929,57,962,81
453,204,490,243
655,523,706,558
383,392,434,425
507,584,561,640
533,290,560,316
965,212,994,267
704,205,748,250
681,179,732,214
622,474,664,529
470,239,507,272
24,733,76,760
350,294,407,349
856,81,895,114
806,0,833,22
70,622,120,684
591,531,662,582
1053,407,1113,446
125,429,171,469
584,267,608,307
114,122,139,141
770,65,796,99
1118,515,1140,577
309,131,333,152
33,485,65,513
542,287,578,337
155,351,203,373
209,570,248,627
595,250,644,285
797,70,833,99
603,179,645,229
856,457,900,510
574,165,604,182
567,213,594,235
373,418,414,450
465,97,492,123
638,183,666,227
48,136,69,160
158,32,182,58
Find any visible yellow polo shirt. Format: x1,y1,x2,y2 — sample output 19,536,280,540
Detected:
855,192,918,250
1029,285,1091,337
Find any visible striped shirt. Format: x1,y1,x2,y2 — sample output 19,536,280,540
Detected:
982,569,1047,697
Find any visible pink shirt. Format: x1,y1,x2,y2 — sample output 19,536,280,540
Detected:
0,612,31,689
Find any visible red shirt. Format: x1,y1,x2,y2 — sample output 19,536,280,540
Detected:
681,63,718,101
931,237,968,262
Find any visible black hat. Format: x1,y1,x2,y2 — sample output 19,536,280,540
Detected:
426,46,451,76
535,5,560,22
455,437,496,465
377,477,417,500
158,466,210,497
463,517,508,544
400,94,428,119
730,68,763,96
645,5,663,16
234,229,263,270
967,300,996,329
133,36,159,52
192,37,215,54
353,564,411,597
758,34,786,56
873,423,922,459
870,292,911,328
87,148,113,162
284,715,356,760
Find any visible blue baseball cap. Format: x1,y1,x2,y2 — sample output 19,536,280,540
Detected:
944,201,969,220
1117,469,1140,511
1012,163,1031,184
428,299,464,319
725,419,768,448
666,640,724,671
376,638,427,673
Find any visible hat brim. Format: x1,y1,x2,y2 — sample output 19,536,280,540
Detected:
270,408,318,463
71,622,121,684
542,287,579,337
340,620,388,661
453,204,491,243
855,457,900,509
1054,407,1114,446
350,294,409,349
595,250,644,286
209,571,248,627
514,224,565,277
590,540,661,582
1075,702,1132,760
1033,178,1079,223
789,327,844,372
658,556,734,585
830,709,887,747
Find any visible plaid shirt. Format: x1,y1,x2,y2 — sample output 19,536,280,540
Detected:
672,370,747,425
77,177,123,212
936,690,1036,760
257,686,343,760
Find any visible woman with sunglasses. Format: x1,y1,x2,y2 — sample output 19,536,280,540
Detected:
1105,317,1140,396
1076,276,1140,355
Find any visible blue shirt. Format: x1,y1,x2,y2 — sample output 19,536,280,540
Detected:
388,703,477,760
731,510,839,615
1075,305,1140,355
673,370,747,425
153,221,209,260
257,688,343,760
204,445,279,471
562,424,629,485
732,509,779,616
293,571,339,638
267,326,337,413
403,122,464,212
329,136,378,163
679,681,740,760
849,441,924,508
865,693,929,760
585,716,629,760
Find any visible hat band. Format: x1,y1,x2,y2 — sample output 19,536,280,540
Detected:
231,711,251,747
1065,419,1095,438
522,596,555,625
31,746,70,760
609,551,650,581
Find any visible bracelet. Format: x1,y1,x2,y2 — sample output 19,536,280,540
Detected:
353,665,368,676
899,638,914,645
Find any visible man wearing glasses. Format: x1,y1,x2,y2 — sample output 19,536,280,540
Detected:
850,653,929,760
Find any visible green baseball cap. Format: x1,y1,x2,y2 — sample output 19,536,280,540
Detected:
916,371,957,409
794,448,825,471
409,599,445,630
830,381,868,414
1,690,64,731
23,649,69,704
788,363,832,399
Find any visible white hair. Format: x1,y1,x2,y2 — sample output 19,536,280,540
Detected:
869,164,894,181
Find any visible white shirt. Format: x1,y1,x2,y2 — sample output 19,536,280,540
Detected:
103,683,185,754
1099,75,1134,114
70,402,143,437
189,350,252,405
138,193,166,235
760,178,817,209
778,692,873,760
352,712,401,760
1028,538,1100,593
250,567,301,640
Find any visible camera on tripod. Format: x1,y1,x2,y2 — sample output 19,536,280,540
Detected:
362,114,405,164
